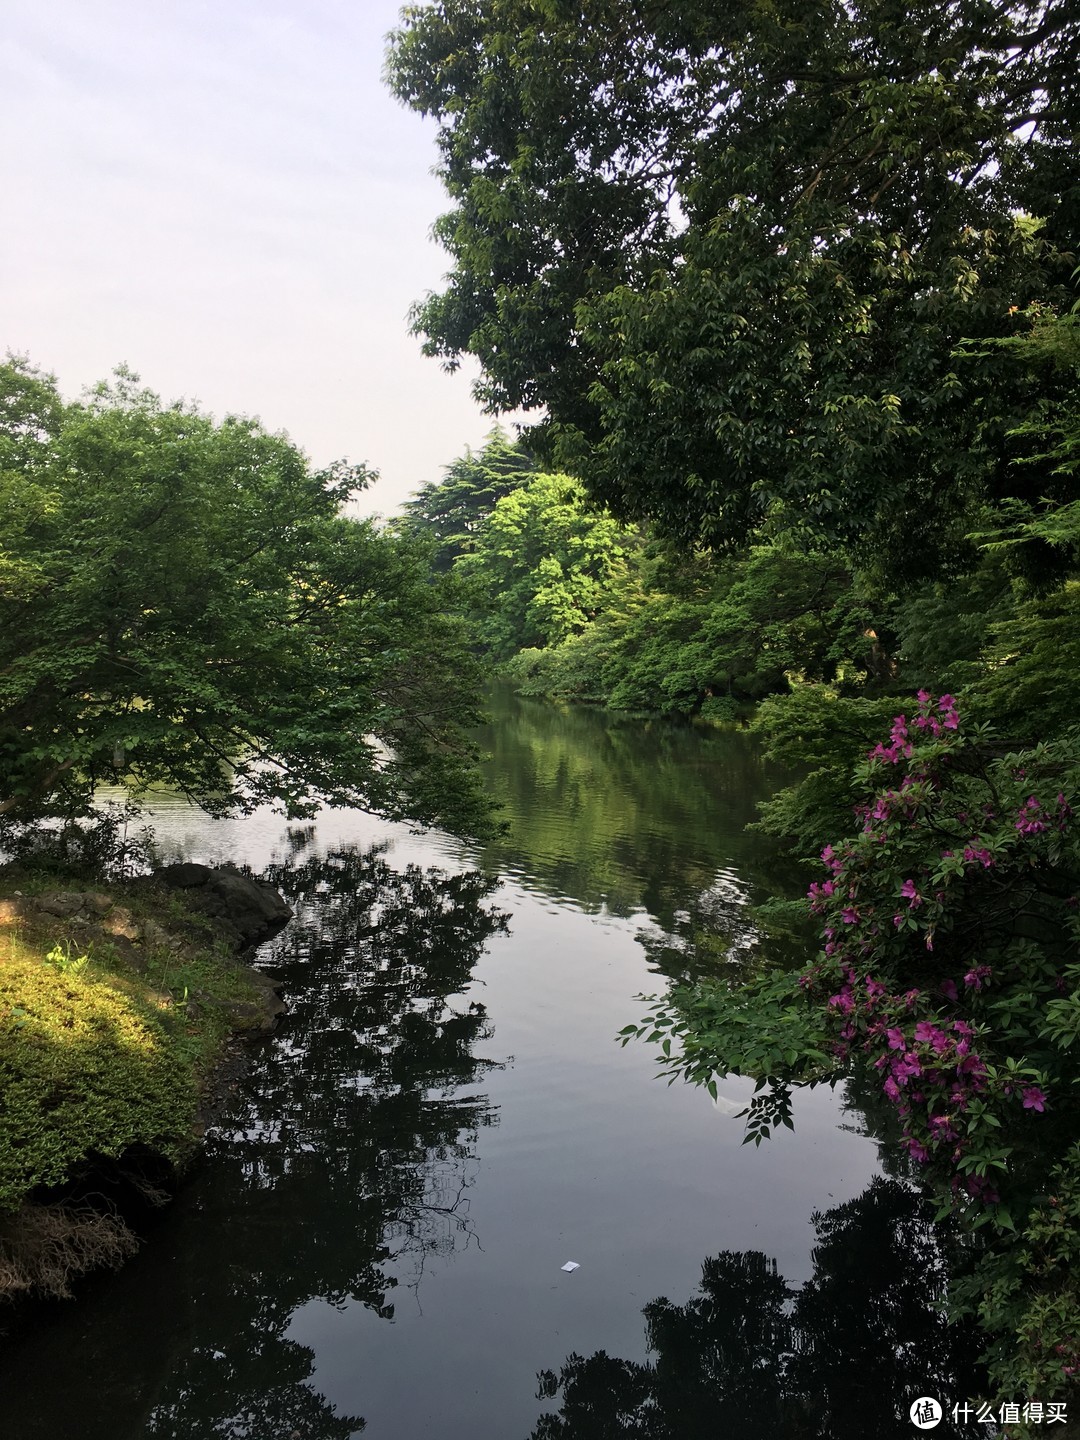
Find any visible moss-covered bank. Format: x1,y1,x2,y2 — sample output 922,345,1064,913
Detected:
0,868,288,1305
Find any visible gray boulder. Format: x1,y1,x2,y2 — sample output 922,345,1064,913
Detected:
155,864,293,950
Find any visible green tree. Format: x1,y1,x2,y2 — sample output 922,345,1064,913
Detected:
0,358,492,836
387,0,1078,564
457,469,633,658
396,425,536,571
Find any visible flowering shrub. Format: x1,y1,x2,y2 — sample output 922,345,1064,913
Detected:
802,692,1080,1228
624,693,1080,1399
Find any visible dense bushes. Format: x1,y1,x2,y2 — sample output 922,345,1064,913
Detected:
625,696,1080,1397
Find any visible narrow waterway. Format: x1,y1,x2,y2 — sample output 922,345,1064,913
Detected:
0,690,985,1437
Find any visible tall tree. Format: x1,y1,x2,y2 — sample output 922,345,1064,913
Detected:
0,358,492,836
397,425,537,571
456,469,633,657
387,0,1079,567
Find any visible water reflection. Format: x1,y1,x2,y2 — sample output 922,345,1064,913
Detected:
138,846,508,1439
529,1179,986,1439
474,689,794,927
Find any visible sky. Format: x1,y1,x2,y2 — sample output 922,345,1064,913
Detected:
0,1,508,517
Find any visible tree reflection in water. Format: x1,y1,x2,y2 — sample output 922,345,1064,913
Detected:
145,844,508,1440
530,1179,987,1440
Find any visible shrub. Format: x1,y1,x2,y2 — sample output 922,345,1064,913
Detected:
625,694,1080,1397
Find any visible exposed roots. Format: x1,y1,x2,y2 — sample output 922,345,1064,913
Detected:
0,1202,140,1303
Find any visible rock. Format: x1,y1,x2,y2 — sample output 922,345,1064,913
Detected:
157,862,212,889
35,892,88,918
155,865,292,950
102,906,141,941
139,918,174,951
84,892,114,915
221,995,286,1035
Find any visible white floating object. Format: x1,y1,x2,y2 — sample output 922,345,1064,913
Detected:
560,1261,580,1272
712,1093,745,1118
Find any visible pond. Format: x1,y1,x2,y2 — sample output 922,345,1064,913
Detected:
0,688,985,1437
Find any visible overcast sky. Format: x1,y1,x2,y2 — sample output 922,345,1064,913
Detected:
1,1,507,516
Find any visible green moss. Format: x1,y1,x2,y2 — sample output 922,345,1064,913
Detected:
0,877,277,1218
0,948,195,1214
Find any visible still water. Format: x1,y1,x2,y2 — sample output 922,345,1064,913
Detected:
0,690,984,1437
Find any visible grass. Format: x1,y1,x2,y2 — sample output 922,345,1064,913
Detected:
0,867,278,1239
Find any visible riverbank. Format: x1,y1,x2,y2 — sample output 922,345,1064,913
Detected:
0,864,290,1309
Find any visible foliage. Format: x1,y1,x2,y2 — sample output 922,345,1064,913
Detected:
0,356,493,837
0,802,156,881
595,546,865,714
455,468,634,659
395,424,537,572
388,0,1078,565
407,434,875,717
624,695,1080,1397
0,946,195,1216
387,0,1080,1401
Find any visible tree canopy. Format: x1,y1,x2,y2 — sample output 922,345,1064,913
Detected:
387,0,1079,564
396,425,537,571
0,358,492,836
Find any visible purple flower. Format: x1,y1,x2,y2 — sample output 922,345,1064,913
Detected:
962,844,994,868
886,1027,906,1050
1022,1085,1047,1113
893,1054,923,1083
900,878,923,908
964,965,991,992
940,979,958,1001
1016,796,1049,836
914,1022,949,1053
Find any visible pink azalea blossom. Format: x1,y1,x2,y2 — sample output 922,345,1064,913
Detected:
900,878,923,908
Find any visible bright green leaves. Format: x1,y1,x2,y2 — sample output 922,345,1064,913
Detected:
455,468,633,659
0,359,494,838
395,425,536,573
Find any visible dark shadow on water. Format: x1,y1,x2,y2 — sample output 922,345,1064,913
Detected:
528,1178,988,1440
0,845,508,1440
